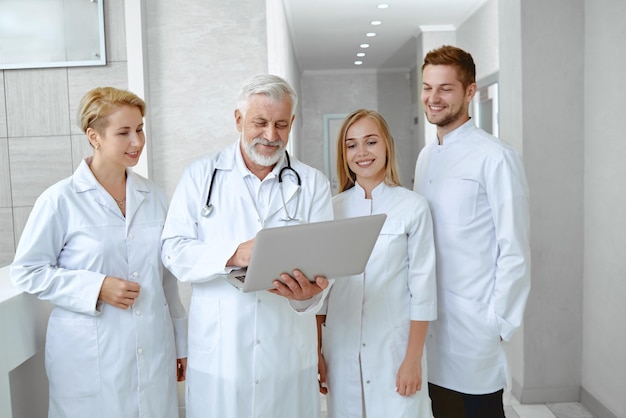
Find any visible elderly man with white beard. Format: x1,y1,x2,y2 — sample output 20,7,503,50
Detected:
161,74,333,418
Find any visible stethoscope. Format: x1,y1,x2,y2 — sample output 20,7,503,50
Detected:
201,151,302,221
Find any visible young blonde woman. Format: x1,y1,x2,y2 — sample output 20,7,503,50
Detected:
318,109,437,417
11,87,187,418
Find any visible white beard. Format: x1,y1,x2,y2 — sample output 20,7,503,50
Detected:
242,137,286,166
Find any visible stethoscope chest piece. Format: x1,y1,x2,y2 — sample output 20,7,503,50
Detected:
201,204,214,217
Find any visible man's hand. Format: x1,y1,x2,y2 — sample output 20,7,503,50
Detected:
268,269,329,300
99,276,140,309
226,238,255,268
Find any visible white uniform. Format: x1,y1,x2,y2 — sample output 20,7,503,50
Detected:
161,141,333,418
414,120,531,394
11,158,187,418
322,182,437,418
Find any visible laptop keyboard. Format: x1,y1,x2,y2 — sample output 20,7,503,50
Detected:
235,274,246,283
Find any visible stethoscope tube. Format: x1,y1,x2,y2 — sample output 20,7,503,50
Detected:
201,167,219,217
201,151,301,219
278,151,301,187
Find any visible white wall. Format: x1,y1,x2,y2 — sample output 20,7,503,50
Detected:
498,0,587,404
299,71,379,175
146,0,269,199
457,0,499,82
266,0,303,157
377,70,414,187
582,1,626,416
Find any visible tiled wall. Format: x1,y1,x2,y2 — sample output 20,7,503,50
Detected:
0,0,127,266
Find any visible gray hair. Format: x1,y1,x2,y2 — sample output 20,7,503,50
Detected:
237,74,298,114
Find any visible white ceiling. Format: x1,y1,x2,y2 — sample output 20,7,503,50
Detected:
282,0,487,72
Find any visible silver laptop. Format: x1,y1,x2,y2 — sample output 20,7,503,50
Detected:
223,214,387,292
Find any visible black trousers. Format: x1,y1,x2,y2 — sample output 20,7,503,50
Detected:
429,383,505,418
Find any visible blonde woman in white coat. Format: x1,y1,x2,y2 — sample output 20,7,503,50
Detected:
318,109,437,417
11,87,187,418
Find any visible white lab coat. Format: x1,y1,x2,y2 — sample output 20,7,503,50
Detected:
11,158,187,418
161,141,333,418
414,120,531,394
321,182,437,418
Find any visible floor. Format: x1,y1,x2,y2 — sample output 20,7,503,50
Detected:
320,390,596,417
502,391,594,418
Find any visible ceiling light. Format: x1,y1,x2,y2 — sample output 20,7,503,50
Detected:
360,43,370,48
377,4,389,9
371,20,382,26
366,32,376,37
357,52,366,57
354,61,363,65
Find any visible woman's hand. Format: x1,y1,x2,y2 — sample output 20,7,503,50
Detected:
395,357,422,396
99,276,140,309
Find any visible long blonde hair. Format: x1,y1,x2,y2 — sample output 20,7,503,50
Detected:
336,109,401,193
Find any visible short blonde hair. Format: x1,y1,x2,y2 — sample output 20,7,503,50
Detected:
77,87,145,134
336,109,401,193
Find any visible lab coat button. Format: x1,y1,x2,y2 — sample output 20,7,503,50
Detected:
132,272,139,278
128,234,134,239
256,339,261,345
362,343,366,347
257,299,261,304
366,380,370,384
137,348,143,354
135,310,141,316
429,179,433,184
255,380,259,384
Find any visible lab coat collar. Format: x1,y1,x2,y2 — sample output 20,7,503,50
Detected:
438,118,477,146
124,172,150,228
353,180,388,199
73,158,151,224
229,141,299,220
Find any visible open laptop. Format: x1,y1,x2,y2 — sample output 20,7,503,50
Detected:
223,214,387,292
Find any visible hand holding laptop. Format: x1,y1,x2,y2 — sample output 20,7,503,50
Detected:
222,214,386,293
226,237,255,268
268,269,329,300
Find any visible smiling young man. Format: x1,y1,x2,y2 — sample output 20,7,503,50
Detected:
413,45,531,417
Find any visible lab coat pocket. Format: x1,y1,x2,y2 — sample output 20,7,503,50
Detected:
188,296,220,373
377,221,406,258
444,291,499,358
438,179,479,226
45,316,100,397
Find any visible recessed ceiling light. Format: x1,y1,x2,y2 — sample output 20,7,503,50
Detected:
377,4,389,9
360,43,370,48
366,32,376,37
354,61,363,65
371,20,382,26
357,52,366,57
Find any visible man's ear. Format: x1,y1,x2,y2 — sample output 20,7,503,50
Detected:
465,82,477,103
234,109,243,132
